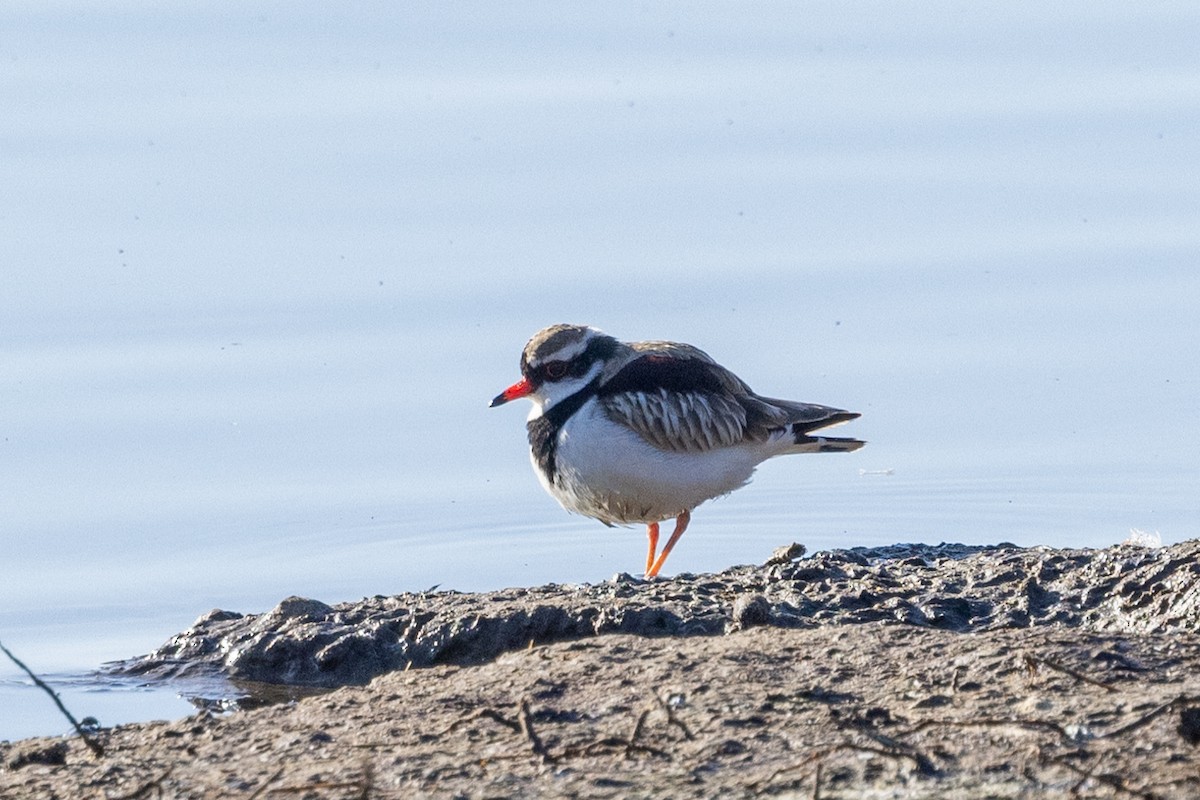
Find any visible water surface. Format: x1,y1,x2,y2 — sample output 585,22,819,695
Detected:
2,2,1198,740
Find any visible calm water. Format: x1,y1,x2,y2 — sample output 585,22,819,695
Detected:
3,3,1198,741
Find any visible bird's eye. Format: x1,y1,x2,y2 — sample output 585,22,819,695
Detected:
543,360,568,380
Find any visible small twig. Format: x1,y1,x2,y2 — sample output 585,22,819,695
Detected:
755,740,940,792
0,639,105,758
837,741,936,774
832,709,937,776
265,781,368,795
561,736,670,760
1024,654,1116,693
1099,695,1198,741
555,706,674,762
518,697,556,764
1043,754,1160,800
440,700,558,764
625,709,651,758
812,761,822,800
656,694,695,741
439,707,519,736
902,716,1078,744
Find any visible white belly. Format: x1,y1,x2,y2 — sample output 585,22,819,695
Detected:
533,399,769,525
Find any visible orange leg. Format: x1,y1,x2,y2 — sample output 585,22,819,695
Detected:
645,510,691,579
644,521,660,576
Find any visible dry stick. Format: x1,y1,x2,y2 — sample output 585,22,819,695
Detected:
439,701,557,764
621,705,674,759
563,736,670,760
625,709,651,758
0,639,105,758
757,741,938,791
266,781,370,795
553,705,671,762
832,710,937,776
439,707,520,736
451,698,673,766
517,697,556,765
559,708,671,761
1024,653,1116,693
902,716,1077,744
656,694,696,741
902,695,1199,755
1099,695,1198,741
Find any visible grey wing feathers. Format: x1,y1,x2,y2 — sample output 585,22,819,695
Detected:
599,341,859,453
598,342,758,453
602,389,750,452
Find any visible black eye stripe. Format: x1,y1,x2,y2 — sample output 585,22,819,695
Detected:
572,334,619,374
525,334,620,384
534,359,575,382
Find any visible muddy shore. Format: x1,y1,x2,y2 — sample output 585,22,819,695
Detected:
3,540,1200,798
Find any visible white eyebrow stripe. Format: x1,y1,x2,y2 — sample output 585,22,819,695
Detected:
538,339,589,364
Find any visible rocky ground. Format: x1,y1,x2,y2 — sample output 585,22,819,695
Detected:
3,540,1200,798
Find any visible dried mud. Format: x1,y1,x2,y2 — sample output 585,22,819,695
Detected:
4,540,1200,798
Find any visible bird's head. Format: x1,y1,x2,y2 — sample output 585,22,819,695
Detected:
490,324,621,414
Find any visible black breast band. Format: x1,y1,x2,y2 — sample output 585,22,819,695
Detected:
526,378,600,484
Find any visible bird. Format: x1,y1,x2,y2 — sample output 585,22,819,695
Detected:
490,324,864,578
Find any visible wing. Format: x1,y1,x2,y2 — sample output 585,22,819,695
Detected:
597,347,763,453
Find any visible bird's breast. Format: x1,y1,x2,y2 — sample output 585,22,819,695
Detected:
533,400,765,524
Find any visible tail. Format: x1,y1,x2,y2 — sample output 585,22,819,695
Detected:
759,398,865,454
792,432,866,453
